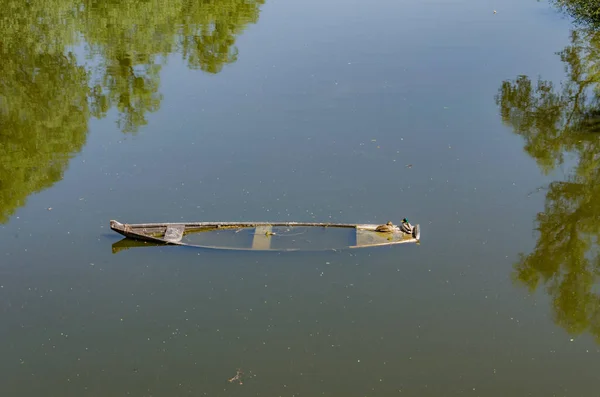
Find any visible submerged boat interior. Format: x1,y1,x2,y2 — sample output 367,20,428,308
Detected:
109,219,421,252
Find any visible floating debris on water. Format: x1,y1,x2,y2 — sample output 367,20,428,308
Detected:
228,369,250,385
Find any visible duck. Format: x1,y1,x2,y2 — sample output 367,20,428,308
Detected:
375,221,395,233
400,218,413,234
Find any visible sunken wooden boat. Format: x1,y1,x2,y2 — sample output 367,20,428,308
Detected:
110,219,420,252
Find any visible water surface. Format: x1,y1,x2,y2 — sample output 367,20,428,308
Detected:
2,0,600,395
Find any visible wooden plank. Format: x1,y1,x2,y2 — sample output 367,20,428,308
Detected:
164,225,185,243
252,225,273,250
355,229,396,247
111,220,375,229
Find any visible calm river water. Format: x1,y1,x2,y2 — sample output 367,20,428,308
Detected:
2,0,600,395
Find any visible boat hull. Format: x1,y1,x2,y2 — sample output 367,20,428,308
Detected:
109,219,420,252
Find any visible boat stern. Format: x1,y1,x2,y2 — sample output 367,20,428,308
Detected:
412,224,420,240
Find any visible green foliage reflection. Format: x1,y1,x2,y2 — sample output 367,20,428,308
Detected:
0,0,264,222
496,27,600,342
553,0,600,27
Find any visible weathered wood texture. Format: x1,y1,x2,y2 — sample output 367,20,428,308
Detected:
252,225,273,250
109,219,420,251
164,225,185,243
114,220,374,229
